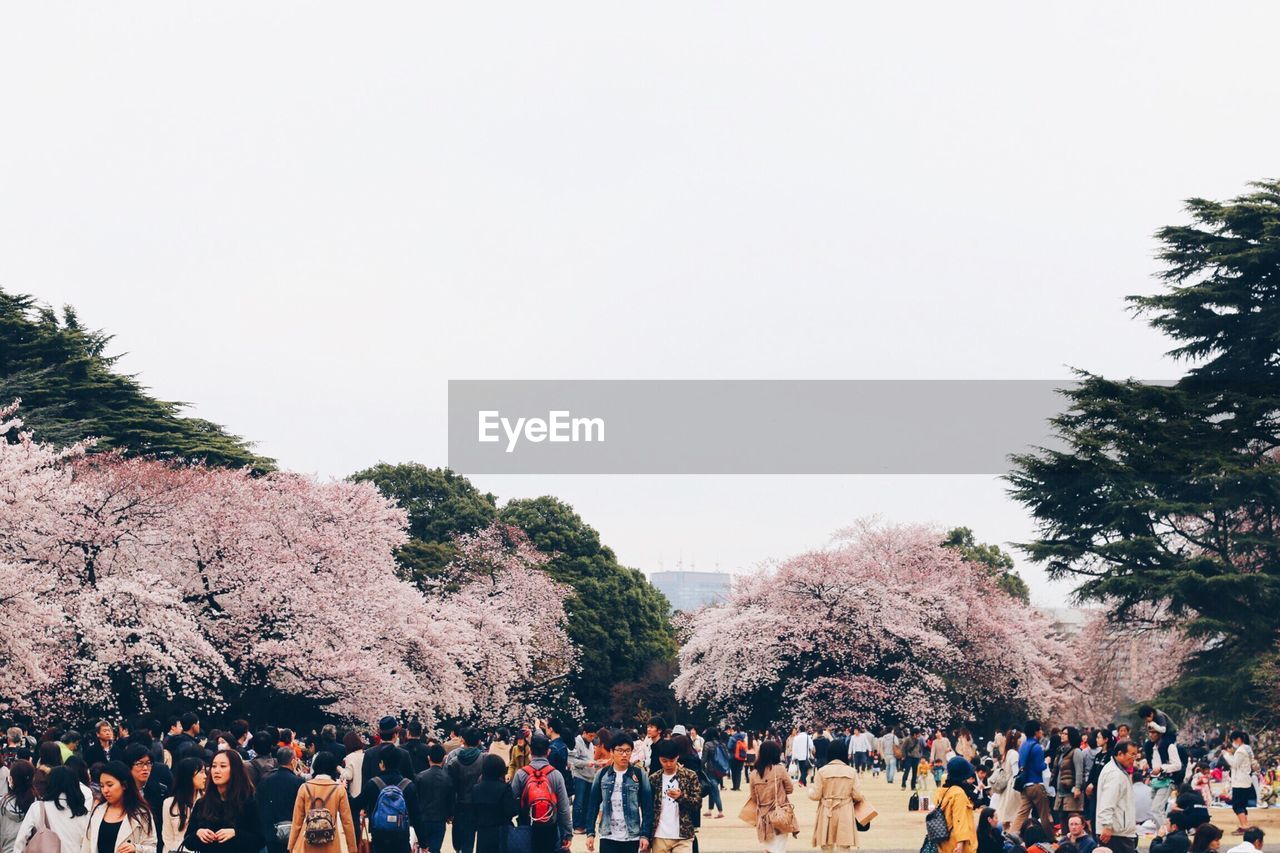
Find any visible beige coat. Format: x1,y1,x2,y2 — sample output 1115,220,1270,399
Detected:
287,777,357,853
808,760,863,849
742,765,795,843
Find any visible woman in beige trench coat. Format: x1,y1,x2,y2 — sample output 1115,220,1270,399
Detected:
741,741,797,853
808,737,865,852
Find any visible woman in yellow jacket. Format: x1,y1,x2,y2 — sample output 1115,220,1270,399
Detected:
936,757,978,853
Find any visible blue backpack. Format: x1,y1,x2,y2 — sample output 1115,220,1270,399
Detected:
712,743,731,776
371,780,409,832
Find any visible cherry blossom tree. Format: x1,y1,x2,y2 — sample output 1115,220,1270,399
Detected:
426,523,580,725
673,520,1080,729
1,401,587,725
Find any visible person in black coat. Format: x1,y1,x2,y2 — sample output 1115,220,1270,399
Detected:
412,745,455,853
469,756,516,853
183,750,266,853
255,749,306,853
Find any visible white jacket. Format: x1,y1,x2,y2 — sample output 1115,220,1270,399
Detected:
81,804,156,853
1095,760,1136,838
1228,745,1254,789
158,797,196,853
790,733,814,761
12,799,90,853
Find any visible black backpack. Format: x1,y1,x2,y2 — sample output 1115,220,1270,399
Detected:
909,791,920,812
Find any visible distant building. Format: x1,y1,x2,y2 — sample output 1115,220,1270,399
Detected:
650,570,732,612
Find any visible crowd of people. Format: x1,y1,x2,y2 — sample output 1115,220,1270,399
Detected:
0,707,1271,853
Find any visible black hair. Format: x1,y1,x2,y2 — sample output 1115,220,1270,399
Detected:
652,738,680,761
1243,828,1265,845
977,808,1001,844
1191,824,1223,853
608,732,633,752
194,750,254,823
753,740,782,777
169,757,205,830
1138,705,1155,719
1023,720,1041,738
43,766,88,817
311,751,339,777
122,742,151,767
481,754,507,780
530,735,550,757
407,720,423,738
64,756,90,788
648,717,668,733
427,744,446,765
37,741,63,768
1020,819,1049,846
229,719,250,740
1230,730,1250,744
6,760,36,812
462,727,481,747
180,712,200,731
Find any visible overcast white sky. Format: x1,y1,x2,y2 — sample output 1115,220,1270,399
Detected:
3,3,1278,604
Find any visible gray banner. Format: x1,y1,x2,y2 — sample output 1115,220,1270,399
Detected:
447,379,1108,475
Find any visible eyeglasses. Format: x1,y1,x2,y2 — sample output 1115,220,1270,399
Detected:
612,746,633,754
133,760,152,767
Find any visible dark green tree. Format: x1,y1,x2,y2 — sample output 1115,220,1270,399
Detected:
498,496,678,717
1008,180,1280,724
348,463,498,586
0,289,270,469
941,526,1031,602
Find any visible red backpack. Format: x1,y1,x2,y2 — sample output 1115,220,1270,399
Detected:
521,764,558,823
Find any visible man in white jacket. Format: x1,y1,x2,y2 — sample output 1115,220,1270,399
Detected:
791,726,815,786
1097,740,1140,853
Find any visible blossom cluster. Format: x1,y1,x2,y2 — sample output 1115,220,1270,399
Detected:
0,402,576,724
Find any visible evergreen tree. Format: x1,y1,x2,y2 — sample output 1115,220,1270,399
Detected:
1008,181,1280,723
942,526,1030,603
499,495,677,717
0,289,270,469
348,462,498,586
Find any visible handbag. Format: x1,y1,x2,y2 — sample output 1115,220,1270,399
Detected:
773,768,799,835
769,801,799,835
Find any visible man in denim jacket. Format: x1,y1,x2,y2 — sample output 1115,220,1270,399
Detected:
586,733,654,853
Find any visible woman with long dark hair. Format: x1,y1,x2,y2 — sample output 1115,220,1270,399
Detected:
1054,727,1083,821
742,740,795,853
995,730,1021,831
1,760,37,853
976,807,1003,853
34,742,64,799
1083,727,1114,831
16,765,89,853
84,760,157,853
182,750,263,853
161,757,206,852
339,732,367,799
